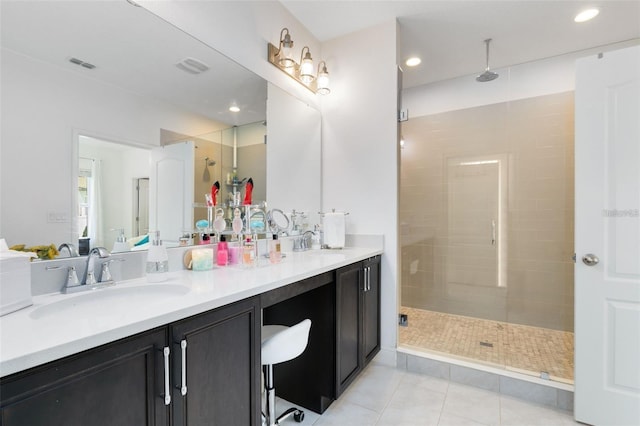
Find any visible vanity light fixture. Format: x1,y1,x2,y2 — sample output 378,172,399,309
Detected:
268,28,331,95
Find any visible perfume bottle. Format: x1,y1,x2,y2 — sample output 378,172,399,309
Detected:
269,234,282,264
243,236,256,267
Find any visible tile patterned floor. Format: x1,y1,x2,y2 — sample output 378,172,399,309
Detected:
398,307,574,383
274,361,578,425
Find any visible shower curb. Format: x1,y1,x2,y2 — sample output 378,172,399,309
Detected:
397,347,574,412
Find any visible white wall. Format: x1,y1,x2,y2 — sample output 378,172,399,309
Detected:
0,48,223,247
321,21,400,359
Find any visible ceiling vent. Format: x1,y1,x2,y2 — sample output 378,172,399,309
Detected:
69,57,96,69
175,57,210,74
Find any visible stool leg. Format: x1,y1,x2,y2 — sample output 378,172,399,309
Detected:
264,364,276,426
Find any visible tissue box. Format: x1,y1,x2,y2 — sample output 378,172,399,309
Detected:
0,255,33,316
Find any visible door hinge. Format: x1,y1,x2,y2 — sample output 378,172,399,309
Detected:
572,253,576,263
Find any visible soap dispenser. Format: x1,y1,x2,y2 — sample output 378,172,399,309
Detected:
112,228,129,253
146,231,169,282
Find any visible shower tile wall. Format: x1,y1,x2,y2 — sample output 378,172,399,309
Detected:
400,91,575,331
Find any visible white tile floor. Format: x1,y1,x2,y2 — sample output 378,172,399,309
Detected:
273,361,579,426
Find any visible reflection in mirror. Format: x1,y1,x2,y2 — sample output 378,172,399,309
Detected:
1,1,274,253
78,136,151,253
266,83,322,229
77,121,268,252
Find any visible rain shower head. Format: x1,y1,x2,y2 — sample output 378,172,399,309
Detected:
202,157,216,182
476,38,499,82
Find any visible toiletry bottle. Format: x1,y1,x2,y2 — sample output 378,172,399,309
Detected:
243,236,255,267
146,231,168,282
112,228,129,253
217,235,228,266
269,234,282,264
228,238,240,265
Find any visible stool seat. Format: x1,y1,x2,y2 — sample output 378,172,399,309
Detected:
262,319,311,366
261,319,311,425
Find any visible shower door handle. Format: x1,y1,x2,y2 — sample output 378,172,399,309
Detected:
491,219,496,246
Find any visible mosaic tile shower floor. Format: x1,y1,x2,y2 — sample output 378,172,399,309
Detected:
398,307,574,384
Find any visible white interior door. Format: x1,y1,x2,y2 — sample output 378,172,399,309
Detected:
150,141,194,244
575,45,640,426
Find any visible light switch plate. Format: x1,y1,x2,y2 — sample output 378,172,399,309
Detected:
47,211,70,223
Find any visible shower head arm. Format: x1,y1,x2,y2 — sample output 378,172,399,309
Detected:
484,38,492,71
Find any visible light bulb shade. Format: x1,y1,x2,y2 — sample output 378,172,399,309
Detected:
298,47,315,84
316,62,330,95
277,29,295,67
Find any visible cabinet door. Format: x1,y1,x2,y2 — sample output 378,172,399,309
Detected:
363,256,381,364
170,297,260,426
0,328,169,426
335,262,362,396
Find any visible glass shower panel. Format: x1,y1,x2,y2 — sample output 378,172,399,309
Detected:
399,72,575,383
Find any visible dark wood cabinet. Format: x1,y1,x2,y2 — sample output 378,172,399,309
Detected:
170,297,260,426
0,297,260,426
0,328,169,426
335,256,381,397
0,256,380,425
363,256,381,365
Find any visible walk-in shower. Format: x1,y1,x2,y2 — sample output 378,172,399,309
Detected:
399,83,575,384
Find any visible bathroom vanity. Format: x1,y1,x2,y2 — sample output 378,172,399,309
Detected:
0,248,381,426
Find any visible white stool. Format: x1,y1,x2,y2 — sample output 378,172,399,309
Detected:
261,319,311,425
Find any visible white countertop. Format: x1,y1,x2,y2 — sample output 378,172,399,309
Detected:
0,247,381,378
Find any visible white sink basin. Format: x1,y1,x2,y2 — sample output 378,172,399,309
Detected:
30,283,190,320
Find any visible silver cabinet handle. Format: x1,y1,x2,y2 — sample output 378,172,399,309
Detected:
582,254,600,266
363,266,370,292
180,339,188,396
491,219,496,246
163,347,171,405
363,266,367,292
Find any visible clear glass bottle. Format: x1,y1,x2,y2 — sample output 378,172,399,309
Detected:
242,237,256,267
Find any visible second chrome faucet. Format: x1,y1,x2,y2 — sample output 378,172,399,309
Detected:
63,247,116,294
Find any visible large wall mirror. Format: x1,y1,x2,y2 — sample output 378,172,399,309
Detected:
0,1,320,255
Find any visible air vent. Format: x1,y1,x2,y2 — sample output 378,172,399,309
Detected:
69,57,96,69
175,57,210,74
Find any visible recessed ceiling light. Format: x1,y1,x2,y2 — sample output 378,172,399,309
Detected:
405,57,421,67
229,106,240,113
575,8,599,23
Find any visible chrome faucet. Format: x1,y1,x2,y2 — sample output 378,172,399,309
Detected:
63,247,115,293
58,243,79,257
84,247,110,285
293,230,315,252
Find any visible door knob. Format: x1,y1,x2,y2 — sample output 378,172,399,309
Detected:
582,254,599,266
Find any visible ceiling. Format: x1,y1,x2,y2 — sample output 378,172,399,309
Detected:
280,0,640,88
